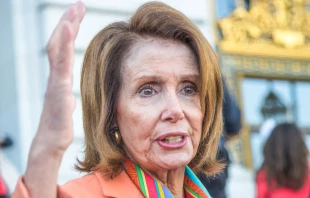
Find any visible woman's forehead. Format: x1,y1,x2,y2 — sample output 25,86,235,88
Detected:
121,38,199,77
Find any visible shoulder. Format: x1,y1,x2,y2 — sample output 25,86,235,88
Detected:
59,170,143,198
59,172,103,197
256,169,267,182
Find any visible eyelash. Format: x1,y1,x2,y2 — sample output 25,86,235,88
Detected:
138,84,157,96
181,83,198,96
137,83,198,97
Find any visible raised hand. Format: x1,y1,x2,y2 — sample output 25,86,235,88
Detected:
22,2,85,198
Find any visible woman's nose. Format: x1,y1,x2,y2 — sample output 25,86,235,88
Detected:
160,92,185,123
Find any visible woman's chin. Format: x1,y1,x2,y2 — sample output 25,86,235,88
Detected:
158,153,193,170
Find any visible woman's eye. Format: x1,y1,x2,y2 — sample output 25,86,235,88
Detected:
182,85,197,95
138,86,156,96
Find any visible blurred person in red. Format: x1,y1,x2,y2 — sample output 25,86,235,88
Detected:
0,178,8,198
0,136,12,198
256,123,310,198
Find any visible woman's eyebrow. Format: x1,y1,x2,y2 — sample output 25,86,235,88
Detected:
180,74,200,81
132,75,163,83
132,73,200,83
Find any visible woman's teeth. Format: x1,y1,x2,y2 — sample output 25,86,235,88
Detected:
163,136,183,143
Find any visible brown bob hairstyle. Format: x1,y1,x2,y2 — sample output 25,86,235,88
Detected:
260,123,309,190
77,1,223,178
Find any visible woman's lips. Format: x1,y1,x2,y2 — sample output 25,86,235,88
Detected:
156,132,188,149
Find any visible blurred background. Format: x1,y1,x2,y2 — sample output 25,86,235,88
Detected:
1,0,310,197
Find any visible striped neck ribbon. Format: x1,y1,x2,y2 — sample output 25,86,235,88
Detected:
123,159,211,198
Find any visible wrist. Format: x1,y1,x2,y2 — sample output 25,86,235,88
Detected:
31,135,68,159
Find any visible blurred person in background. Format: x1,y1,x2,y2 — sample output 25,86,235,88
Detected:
0,136,12,198
197,78,241,198
256,123,310,198
0,175,8,198
0,173,8,198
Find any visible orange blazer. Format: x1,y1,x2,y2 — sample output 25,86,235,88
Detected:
12,170,144,198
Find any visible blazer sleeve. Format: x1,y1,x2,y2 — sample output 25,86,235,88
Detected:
11,177,71,198
11,177,30,198
11,173,104,198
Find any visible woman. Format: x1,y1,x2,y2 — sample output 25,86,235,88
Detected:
13,1,223,198
256,123,310,198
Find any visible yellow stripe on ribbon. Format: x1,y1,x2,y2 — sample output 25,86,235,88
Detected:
156,180,165,197
140,170,150,198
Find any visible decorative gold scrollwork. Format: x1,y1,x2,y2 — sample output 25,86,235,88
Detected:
218,0,310,49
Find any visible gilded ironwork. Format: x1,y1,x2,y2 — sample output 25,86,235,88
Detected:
220,54,310,169
221,54,310,99
261,91,287,122
218,0,310,51
216,0,310,170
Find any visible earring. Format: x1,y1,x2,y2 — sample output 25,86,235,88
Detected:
114,130,121,144
111,126,121,144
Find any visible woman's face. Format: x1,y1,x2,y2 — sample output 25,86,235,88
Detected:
116,39,203,173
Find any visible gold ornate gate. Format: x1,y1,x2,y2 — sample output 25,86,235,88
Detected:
217,0,310,168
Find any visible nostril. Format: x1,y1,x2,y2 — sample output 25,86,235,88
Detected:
161,106,184,123
165,117,173,121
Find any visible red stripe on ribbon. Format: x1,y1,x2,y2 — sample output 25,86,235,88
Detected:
144,171,158,197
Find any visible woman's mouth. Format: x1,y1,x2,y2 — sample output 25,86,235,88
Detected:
156,132,187,149
162,136,183,143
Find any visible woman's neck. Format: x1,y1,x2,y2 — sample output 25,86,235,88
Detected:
145,167,186,198
125,152,187,197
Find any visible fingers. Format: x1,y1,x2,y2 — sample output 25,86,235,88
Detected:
46,2,85,91
59,1,85,39
72,1,86,40
50,1,85,44
60,1,85,23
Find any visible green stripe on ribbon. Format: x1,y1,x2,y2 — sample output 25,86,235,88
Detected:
184,185,202,198
136,165,148,197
